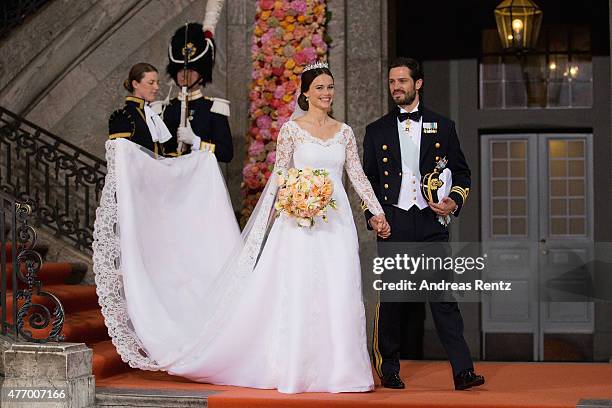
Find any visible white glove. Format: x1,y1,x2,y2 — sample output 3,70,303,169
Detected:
177,122,201,147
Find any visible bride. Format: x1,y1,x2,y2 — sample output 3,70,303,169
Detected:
94,62,390,394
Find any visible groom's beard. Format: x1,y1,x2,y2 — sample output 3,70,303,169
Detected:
392,90,416,106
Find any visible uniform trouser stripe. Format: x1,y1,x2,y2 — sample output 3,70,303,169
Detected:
373,301,383,378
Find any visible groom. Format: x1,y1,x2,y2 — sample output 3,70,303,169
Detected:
363,57,485,390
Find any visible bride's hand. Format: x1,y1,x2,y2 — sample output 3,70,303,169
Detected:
368,214,383,230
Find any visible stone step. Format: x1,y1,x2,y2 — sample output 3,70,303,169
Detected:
95,387,217,407
577,400,612,408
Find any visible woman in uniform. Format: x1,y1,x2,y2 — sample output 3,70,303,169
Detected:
108,63,172,156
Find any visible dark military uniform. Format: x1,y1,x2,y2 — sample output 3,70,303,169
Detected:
108,96,169,157
363,106,470,220
363,105,474,379
162,90,233,163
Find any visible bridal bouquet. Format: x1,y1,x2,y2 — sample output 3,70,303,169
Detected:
274,167,337,228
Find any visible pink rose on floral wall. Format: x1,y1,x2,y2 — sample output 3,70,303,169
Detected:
312,34,325,48
260,129,272,140
272,9,285,19
302,47,317,61
290,0,307,14
270,98,282,109
256,115,272,129
248,140,266,157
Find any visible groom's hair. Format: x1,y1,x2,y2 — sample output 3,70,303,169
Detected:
389,57,424,83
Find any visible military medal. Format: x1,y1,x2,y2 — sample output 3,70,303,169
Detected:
423,122,438,134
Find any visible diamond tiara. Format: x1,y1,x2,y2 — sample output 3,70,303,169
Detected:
303,61,329,73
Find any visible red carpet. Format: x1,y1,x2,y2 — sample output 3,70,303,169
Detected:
94,361,612,408
12,257,612,407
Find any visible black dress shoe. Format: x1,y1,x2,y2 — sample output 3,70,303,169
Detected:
381,373,405,389
453,368,485,390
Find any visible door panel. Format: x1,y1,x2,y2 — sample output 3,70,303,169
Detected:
481,133,594,361
539,135,594,344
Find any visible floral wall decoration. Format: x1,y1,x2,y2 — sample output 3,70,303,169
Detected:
241,0,330,224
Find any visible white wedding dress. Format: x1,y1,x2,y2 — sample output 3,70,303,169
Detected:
93,121,384,394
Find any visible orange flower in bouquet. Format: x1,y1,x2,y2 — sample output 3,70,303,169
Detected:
274,167,337,227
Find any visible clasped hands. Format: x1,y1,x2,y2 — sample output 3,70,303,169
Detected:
369,214,391,239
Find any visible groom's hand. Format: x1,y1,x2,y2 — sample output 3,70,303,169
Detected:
429,197,457,217
377,220,391,239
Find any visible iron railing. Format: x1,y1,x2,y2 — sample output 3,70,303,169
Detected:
1,191,64,342
0,105,107,251
0,0,51,40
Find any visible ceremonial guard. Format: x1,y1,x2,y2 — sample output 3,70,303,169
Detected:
162,19,233,162
363,57,484,391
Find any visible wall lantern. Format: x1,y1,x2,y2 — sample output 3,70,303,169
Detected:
494,0,543,53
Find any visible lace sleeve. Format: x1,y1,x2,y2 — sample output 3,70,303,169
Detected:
344,126,384,215
274,122,294,173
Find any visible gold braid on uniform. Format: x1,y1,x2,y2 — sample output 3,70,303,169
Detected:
450,186,470,203
360,200,368,213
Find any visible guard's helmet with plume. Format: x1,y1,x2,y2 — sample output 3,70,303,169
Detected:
167,22,215,85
